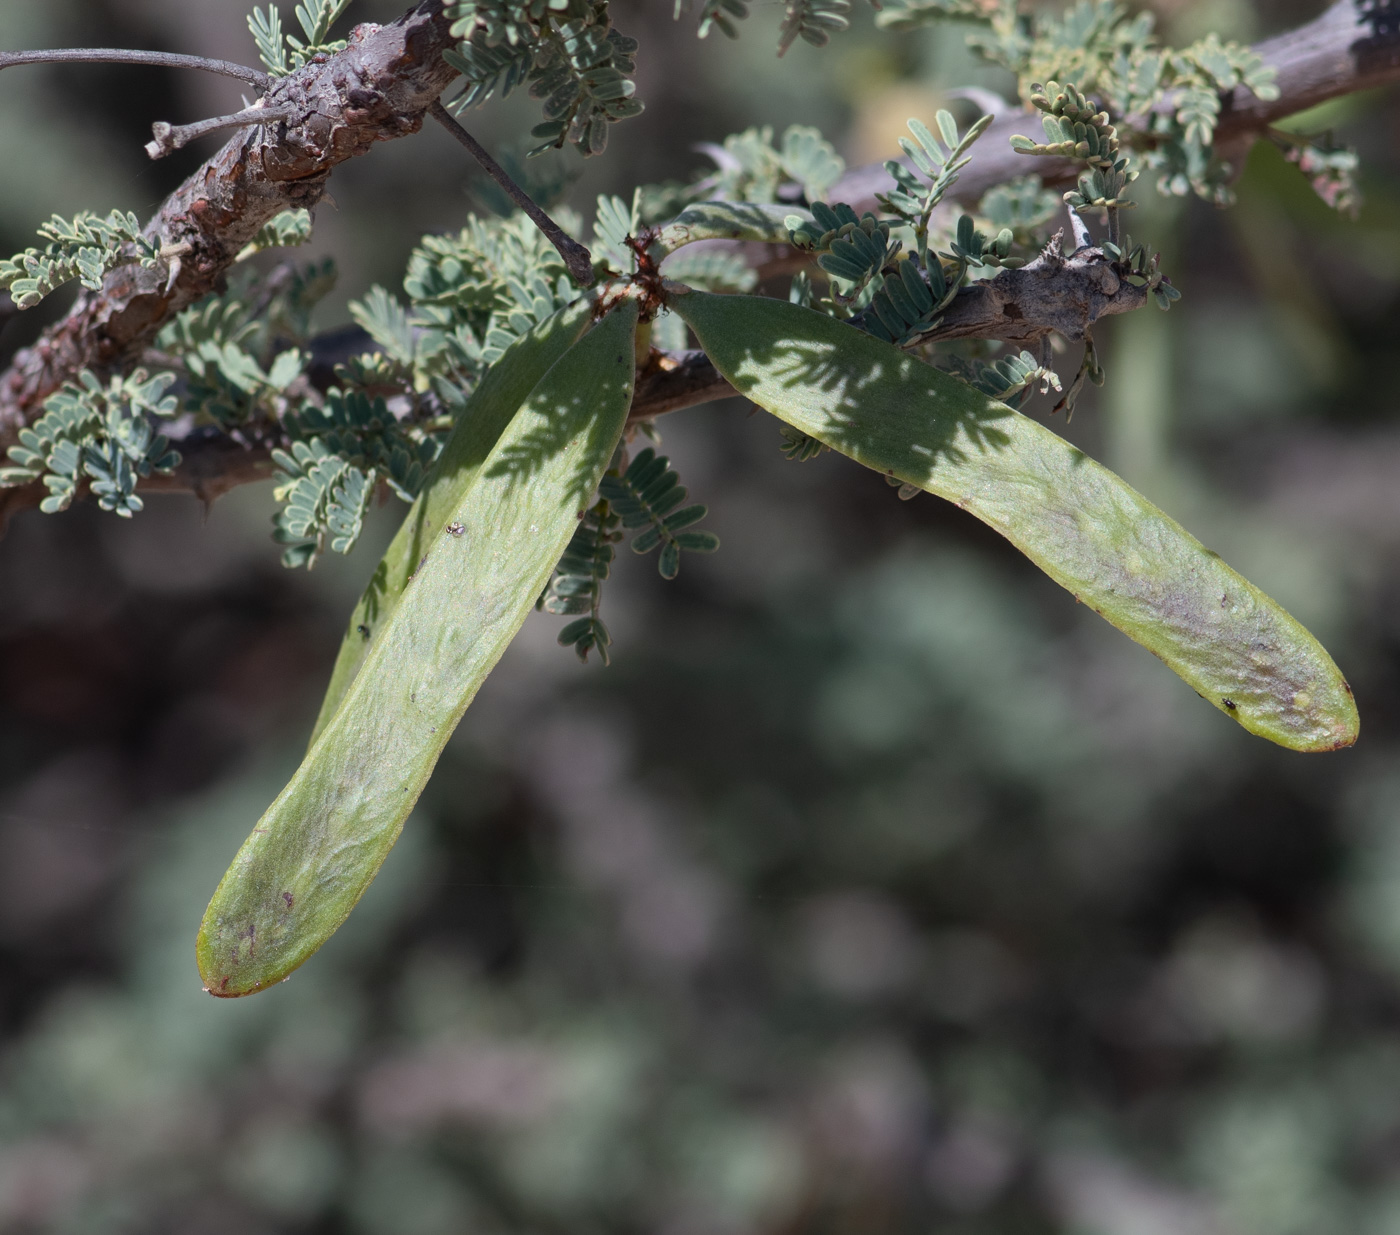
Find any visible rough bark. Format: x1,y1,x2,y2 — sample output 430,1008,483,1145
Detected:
0,1,457,441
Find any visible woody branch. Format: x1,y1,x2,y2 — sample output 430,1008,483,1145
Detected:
0,0,1397,529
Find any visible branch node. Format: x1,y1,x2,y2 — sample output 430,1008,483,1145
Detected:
146,107,293,160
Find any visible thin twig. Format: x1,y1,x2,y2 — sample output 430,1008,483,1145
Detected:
0,48,269,91
429,100,596,288
146,106,294,160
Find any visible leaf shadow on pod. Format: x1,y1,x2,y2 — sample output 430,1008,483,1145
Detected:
308,299,595,748
730,327,1017,479
483,359,637,508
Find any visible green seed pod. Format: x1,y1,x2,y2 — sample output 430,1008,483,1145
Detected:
197,300,641,997
308,298,594,746
671,290,1358,753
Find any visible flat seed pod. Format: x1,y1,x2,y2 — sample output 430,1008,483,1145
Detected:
673,290,1357,752
309,297,593,746
198,300,640,996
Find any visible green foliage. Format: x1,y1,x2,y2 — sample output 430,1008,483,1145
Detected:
443,36,534,112
1103,233,1181,310
660,248,758,293
157,250,445,567
545,496,622,663
682,0,875,53
248,0,352,77
598,448,720,580
686,0,744,38
857,230,1015,346
978,174,1062,237
776,0,860,55
877,0,1280,204
0,210,161,310
247,2,287,73
1012,80,1119,165
779,423,829,460
967,347,1062,406
947,212,1019,269
780,125,846,201
236,207,314,260
158,260,337,431
271,438,376,566
290,388,439,506
878,111,994,262
386,210,584,400
876,0,1011,25
701,124,845,204
787,190,1020,346
446,1,642,156
0,369,179,515
862,256,945,345
272,385,442,569
148,206,591,570
309,299,595,745
1012,79,1137,229
592,189,641,272
788,201,897,306
813,208,894,285
514,428,728,651
348,285,414,367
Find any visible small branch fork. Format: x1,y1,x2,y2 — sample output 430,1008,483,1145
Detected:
428,101,595,287
0,48,294,167
147,106,295,159
0,48,294,162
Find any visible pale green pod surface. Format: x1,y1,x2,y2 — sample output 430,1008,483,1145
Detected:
198,301,639,996
674,290,1358,752
309,297,593,746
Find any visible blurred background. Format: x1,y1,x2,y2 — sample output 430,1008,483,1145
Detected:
1,1,1399,1231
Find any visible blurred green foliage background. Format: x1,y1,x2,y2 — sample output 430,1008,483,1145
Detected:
1,1,1399,1231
